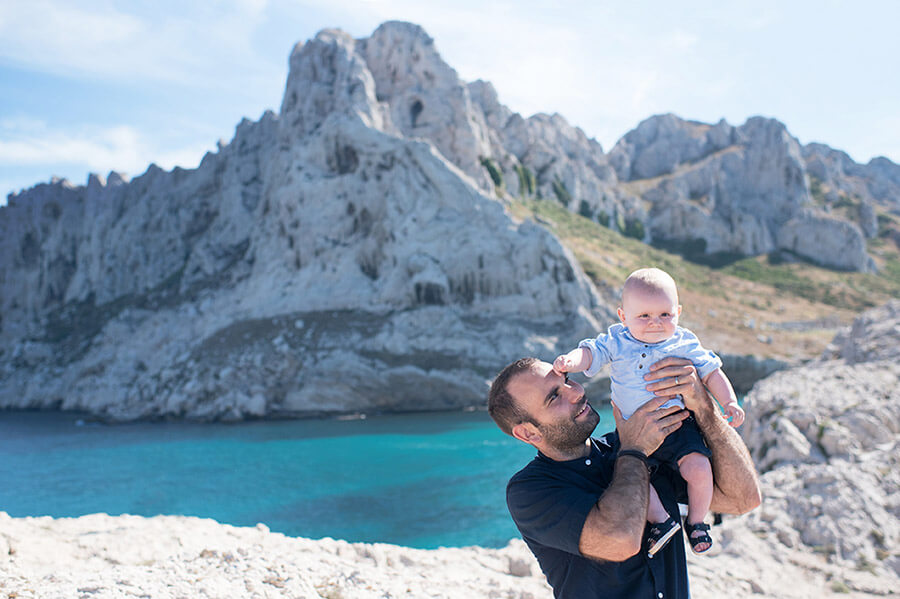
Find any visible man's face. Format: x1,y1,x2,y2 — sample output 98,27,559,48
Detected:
507,361,600,455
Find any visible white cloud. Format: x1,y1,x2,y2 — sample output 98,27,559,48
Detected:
0,0,279,89
0,117,212,181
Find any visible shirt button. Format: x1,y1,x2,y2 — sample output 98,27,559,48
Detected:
585,459,591,465
658,594,664,599
642,353,646,357
638,365,643,369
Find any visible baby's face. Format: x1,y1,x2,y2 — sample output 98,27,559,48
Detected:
617,287,682,344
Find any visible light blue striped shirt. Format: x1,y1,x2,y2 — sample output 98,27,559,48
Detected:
578,324,722,419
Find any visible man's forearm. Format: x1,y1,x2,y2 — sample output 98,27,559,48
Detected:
693,397,761,514
579,455,649,560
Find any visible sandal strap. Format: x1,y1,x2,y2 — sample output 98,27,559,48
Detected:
648,517,677,539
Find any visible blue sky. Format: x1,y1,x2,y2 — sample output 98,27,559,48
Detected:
2,0,898,202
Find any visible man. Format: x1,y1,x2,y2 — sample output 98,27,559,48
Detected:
488,356,761,599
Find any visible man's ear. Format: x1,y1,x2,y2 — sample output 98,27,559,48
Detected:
617,306,625,323
512,421,542,446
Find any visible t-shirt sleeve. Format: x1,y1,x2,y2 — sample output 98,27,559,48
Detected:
578,335,613,378
506,473,598,556
678,329,723,379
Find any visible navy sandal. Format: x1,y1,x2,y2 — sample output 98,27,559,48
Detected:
647,517,681,557
685,521,713,554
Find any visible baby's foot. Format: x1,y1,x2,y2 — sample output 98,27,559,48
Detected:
685,522,712,554
647,517,680,557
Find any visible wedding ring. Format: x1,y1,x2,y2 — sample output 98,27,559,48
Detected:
675,376,679,385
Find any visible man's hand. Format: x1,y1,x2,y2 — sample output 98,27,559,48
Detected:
643,357,709,413
645,357,761,515
613,397,688,456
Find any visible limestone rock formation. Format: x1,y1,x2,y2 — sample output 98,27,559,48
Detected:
736,302,900,590
823,299,900,364
609,114,877,271
804,143,900,238
2,21,896,421
0,22,609,421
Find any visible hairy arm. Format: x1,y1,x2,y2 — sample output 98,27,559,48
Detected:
579,398,688,560
579,455,649,559
646,358,762,514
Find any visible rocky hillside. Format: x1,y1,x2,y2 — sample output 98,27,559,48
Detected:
703,300,900,596
610,115,875,271
1,21,898,420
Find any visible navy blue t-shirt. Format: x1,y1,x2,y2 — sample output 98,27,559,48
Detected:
506,432,690,599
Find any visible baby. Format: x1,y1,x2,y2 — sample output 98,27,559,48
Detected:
554,267,744,556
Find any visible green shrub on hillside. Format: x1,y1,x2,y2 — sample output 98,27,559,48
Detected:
552,176,572,206
596,210,610,227
578,200,593,219
514,164,536,197
809,176,826,205
623,218,645,240
480,157,503,189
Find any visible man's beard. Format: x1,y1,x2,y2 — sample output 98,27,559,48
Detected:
537,402,600,454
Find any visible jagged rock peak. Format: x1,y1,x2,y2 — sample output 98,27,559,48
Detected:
608,113,805,182
279,26,386,136
803,141,900,215
607,112,879,271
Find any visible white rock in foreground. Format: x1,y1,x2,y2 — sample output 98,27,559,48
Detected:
0,511,890,599
0,512,551,599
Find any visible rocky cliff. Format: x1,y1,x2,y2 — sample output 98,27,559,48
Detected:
2,21,897,420
0,23,609,420
608,114,883,271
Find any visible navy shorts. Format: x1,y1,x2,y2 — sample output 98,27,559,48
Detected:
649,414,711,468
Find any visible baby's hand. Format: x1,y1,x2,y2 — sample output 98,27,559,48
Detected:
553,354,574,374
723,403,745,427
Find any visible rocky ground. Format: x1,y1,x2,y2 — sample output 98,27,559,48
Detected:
2,302,897,598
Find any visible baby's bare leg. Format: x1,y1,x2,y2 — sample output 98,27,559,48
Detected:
648,483,669,523
678,452,714,550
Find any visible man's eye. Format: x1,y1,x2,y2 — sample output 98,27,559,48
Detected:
564,373,570,383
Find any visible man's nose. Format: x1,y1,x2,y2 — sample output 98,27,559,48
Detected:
564,381,584,402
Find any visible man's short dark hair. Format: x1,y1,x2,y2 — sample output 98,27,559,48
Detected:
488,357,538,436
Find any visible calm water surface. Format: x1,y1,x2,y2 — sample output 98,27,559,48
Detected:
0,409,614,549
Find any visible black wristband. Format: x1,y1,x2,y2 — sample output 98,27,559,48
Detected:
617,449,649,464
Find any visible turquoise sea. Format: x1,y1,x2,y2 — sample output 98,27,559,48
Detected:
0,408,614,549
